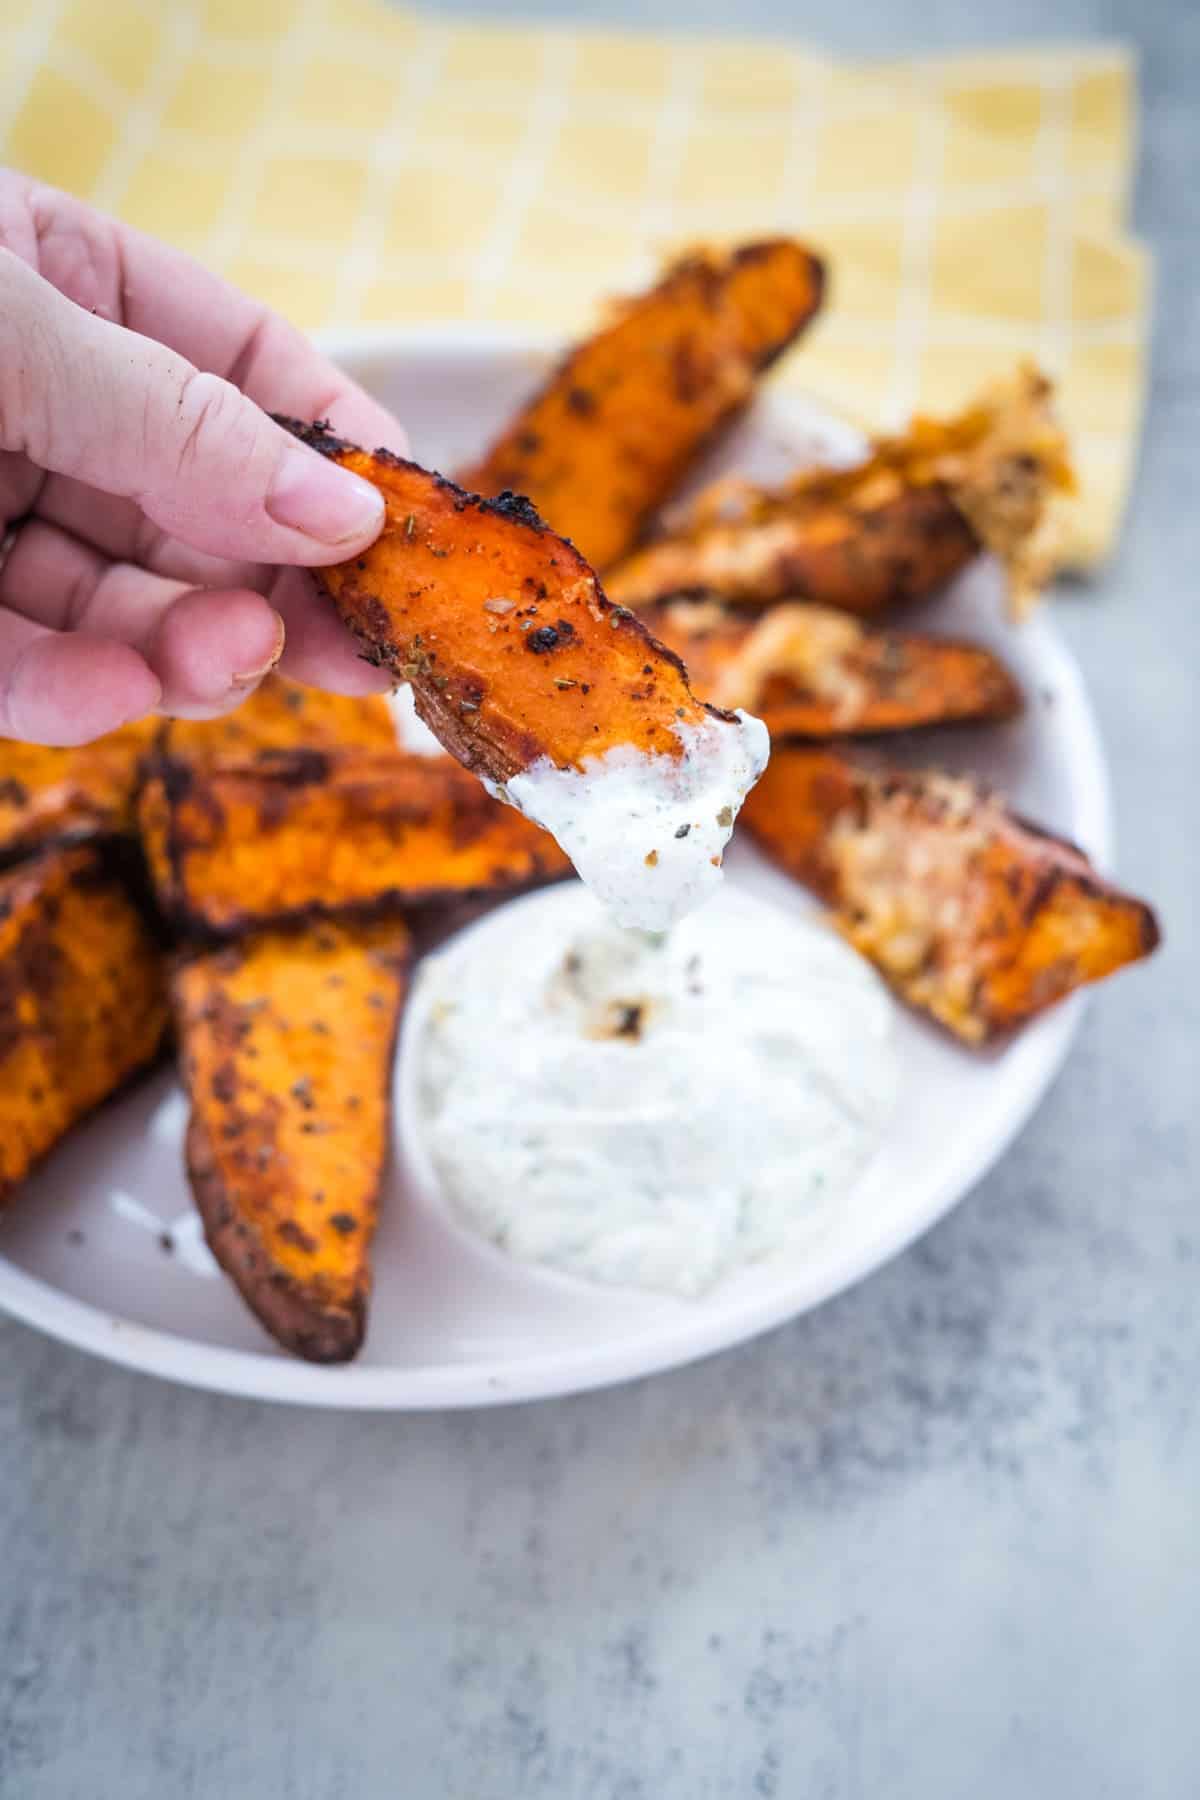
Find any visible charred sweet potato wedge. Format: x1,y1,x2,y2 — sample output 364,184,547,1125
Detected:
0,843,169,1205
174,921,409,1362
0,679,394,865
609,365,1074,617
612,484,976,616
277,419,725,784
644,600,1022,738
457,240,825,570
0,681,395,870
162,673,396,764
0,719,159,865
138,749,571,935
741,747,1159,1042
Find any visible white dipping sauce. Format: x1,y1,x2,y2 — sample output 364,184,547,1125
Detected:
414,884,897,1297
490,709,770,935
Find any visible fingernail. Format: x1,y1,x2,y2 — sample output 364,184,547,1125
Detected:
231,611,285,690
267,446,384,547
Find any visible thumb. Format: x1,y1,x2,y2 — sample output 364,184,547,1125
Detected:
0,248,384,565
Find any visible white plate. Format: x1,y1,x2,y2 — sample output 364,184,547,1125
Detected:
0,326,1112,1408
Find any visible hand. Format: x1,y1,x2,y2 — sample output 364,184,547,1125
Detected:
0,171,407,745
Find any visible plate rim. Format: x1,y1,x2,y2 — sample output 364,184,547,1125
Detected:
0,325,1113,1408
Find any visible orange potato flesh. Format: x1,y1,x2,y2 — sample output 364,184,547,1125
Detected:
138,749,571,936
609,365,1073,616
457,240,826,570
278,420,720,785
174,921,409,1363
0,719,159,864
741,746,1160,1042
162,672,396,763
740,747,860,898
0,843,169,1205
644,601,1022,738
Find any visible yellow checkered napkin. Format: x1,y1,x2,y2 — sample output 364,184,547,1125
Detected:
1,0,1149,567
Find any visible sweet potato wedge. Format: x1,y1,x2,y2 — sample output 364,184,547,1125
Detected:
0,719,159,865
277,418,729,782
741,746,1159,1042
162,672,396,764
138,749,571,935
456,240,826,570
277,421,771,931
0,843,168,1205
174,921,409,1362
644,600,1022,738
609,365,1073,617
0,681,395,869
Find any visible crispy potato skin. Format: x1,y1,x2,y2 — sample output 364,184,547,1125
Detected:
0,844,169,1205
277,420,723,784
139,749,571,935
174,923,409,1363
0,720,159,865
162,673,396,763
741,747,1160,1042
609,480,978,615
643,601,1022,737
456,240,825,570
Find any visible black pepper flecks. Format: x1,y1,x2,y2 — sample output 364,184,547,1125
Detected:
526,626,562,654
614,1003,644,1039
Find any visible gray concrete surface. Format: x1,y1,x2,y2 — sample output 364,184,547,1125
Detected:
2,2,1197,1796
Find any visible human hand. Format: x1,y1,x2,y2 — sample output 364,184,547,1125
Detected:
0,171,407,745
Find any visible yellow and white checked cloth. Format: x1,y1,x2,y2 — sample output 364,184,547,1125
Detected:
1,0,1149,567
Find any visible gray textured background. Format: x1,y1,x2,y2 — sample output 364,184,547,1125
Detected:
2,2,1197,1796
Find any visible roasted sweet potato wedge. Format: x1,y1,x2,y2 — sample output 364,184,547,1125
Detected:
644,600,1022,738
0,843,168,1205
609,365,1074,617
174,922,409,1362
0,719,159,865
457,240,825,570
277,421,770,930
138,749,571,935
278,419,727,781
162,673,396,764
741,747,1159,1042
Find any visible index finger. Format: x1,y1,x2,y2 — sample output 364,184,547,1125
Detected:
0,172,407,454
